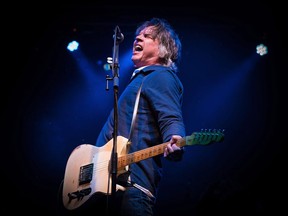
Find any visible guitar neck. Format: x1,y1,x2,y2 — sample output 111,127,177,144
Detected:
117,138,186,169
116,129,225,170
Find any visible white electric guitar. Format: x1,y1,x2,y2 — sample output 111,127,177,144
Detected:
61,129,225,211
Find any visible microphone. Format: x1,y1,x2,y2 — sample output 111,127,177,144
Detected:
113,26,124,43
113,32,124,42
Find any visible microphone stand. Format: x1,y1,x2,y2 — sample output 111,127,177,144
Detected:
106,25,123,212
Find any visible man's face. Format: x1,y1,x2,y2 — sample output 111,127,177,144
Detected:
131,26,161,68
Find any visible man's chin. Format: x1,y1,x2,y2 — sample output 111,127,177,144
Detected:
131,58,141,67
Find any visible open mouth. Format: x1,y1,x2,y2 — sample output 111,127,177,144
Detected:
134,44,143,52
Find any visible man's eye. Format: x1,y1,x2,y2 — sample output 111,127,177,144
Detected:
144,34,153,39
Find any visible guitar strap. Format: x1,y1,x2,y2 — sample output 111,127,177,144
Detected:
126,67,150,147
126,82,143,150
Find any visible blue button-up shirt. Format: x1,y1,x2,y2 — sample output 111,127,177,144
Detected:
96,65,186,197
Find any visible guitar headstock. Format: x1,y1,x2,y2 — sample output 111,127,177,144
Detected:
186,129,225,146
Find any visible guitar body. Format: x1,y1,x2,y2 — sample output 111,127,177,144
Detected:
62,136,128,211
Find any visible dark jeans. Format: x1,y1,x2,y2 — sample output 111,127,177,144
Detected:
117,187,155,216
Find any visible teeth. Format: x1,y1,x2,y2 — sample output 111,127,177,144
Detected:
135,45,142,51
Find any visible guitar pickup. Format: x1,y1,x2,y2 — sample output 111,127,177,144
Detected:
79,163,93,185
67,188,92,202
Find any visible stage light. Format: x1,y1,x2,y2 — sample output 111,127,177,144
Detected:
256,44,268,56
67,40,79,52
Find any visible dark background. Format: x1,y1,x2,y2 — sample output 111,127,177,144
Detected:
5,2,287,215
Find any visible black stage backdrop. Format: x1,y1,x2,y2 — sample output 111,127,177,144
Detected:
5,2,287,215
